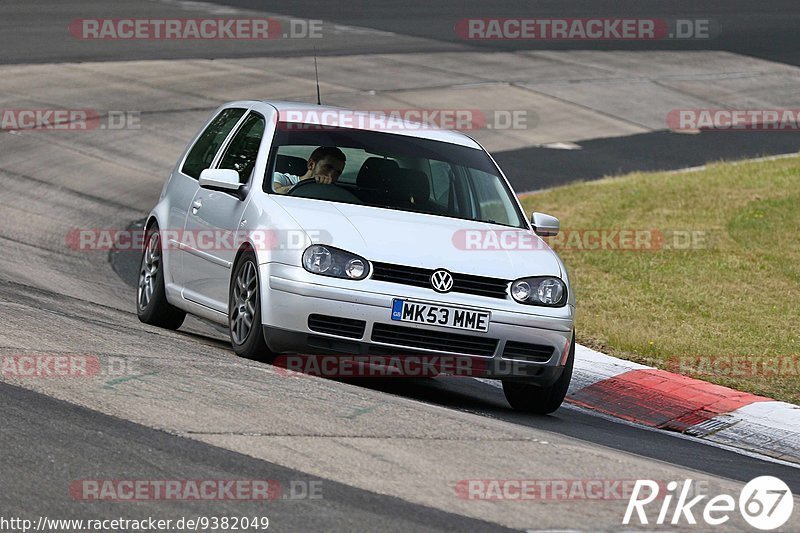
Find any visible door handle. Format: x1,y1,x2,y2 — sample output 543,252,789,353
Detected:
191,199,202,214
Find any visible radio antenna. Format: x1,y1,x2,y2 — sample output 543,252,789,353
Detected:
314,48,321,105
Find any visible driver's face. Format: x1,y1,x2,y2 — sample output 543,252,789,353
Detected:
309,156,345,184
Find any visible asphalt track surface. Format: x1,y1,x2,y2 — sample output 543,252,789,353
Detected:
0,381,513,533
494,130,800,190
1,1,800,531
3,1,799,65
3,1,800,188
226,0,800,66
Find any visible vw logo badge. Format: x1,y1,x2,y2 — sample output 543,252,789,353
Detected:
430,269,454,293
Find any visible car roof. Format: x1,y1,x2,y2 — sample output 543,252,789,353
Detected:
234,100,484,149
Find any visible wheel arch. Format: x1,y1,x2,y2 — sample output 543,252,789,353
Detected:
141,212,178,292
144,214,159,232
232,241,256,269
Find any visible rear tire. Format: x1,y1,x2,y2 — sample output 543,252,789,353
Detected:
502,332,575,414
137,224,186,330
229,250,273,361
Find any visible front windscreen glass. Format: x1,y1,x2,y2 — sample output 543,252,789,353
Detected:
266,124,525,228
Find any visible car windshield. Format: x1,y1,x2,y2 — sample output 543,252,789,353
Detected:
266,124,526,228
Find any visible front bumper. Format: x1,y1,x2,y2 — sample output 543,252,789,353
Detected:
260,263,575,384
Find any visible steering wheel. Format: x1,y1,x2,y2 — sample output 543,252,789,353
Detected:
286,178,319,195
286,178,362,203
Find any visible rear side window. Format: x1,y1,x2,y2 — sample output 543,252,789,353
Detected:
182,108,246,179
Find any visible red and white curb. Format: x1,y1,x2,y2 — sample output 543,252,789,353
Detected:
482,345,800,464
569,345,800,463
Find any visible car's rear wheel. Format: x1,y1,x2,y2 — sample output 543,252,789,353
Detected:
502,332,575,414
137,225,186,330
229,250,273,361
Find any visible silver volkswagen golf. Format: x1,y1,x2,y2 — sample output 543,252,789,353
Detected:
137,100,575,413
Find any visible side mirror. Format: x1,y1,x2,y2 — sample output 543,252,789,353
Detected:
531,212,560,237
199,168,241,191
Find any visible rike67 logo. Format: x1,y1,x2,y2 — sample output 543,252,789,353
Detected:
624,476,794,530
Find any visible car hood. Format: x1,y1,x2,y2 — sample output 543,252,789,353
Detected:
269,196,563,279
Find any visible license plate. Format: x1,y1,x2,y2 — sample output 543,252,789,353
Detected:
391,299,490,332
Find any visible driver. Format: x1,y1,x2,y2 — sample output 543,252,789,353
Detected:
272,146,346,194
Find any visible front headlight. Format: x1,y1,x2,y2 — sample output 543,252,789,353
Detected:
511,276,567,307
302,245,370,280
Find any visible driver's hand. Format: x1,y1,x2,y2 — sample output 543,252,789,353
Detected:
314,174,335,184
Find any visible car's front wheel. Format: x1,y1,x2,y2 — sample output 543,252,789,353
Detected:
502,332,575,414
137,225,186,330
229,250,273,360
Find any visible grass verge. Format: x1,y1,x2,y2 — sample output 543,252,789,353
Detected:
519,155,800,404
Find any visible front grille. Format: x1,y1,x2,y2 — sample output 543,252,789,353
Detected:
371,262,509,299
308,314,366,339
502,341,554,363
371,323,498,357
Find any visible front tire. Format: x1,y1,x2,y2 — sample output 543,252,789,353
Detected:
502,332,575,414
229,250,273,360
137,225,186,330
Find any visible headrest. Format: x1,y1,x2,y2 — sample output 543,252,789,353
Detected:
276,154,308,176
356,157,399,189
397,169,430,203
